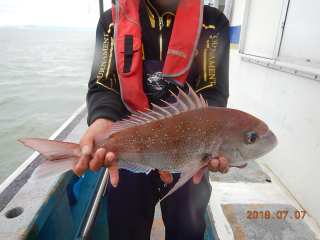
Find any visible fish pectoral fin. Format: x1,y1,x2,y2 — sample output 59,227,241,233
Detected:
118,160,154,174
160,158,211,202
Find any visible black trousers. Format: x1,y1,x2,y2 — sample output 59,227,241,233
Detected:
107,169,212,240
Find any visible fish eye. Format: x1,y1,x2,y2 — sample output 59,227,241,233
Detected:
246,132,259,144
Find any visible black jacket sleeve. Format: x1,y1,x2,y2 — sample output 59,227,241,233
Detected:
86,9,125,125
195,6,230,108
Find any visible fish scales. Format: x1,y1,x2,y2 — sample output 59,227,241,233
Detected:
95,108,227,172
20,85,277,200
93,103,249,172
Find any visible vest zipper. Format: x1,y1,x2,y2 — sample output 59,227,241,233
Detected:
147,0,175,61
159,17,164,61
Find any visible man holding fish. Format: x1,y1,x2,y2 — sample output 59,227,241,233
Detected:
71,0,246,239
73,0,245,239
19,0,278,238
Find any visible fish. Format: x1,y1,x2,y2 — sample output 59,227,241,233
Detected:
19,84,278,201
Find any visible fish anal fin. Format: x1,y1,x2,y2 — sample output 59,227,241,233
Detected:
118,160,154,174
160,158,211,202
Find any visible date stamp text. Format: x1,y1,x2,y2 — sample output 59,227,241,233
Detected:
247,211,306,219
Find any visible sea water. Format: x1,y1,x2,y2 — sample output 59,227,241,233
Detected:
0,29,96,184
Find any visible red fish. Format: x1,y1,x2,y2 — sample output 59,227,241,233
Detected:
20,85,277,200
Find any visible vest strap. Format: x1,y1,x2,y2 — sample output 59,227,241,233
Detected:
124,35,133,73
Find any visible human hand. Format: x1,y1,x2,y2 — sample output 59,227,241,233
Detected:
72,118,119,187
158,169,173,184
158,157,247,185
193,157,247,184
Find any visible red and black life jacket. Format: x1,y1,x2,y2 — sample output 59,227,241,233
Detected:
111,0,203,113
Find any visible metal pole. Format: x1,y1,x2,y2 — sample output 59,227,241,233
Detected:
76,168,109,239
99,0,104,15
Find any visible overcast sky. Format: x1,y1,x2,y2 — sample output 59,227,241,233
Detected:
0,0,112,28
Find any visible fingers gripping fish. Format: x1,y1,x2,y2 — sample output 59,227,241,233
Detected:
19,84,278,201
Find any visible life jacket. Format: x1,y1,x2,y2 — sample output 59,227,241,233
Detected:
112,0,203,113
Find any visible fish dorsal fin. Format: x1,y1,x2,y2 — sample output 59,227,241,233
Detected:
95,84,207,143
186,83,205,108
150,103,173,117
94,115,148,143
162,83,207,112
177,88,197,109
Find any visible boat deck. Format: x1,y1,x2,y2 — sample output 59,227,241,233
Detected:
208,159,320,239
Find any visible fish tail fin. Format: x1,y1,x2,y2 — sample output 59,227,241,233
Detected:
19,138,81,182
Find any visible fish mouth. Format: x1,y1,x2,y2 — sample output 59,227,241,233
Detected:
255,132,278,157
